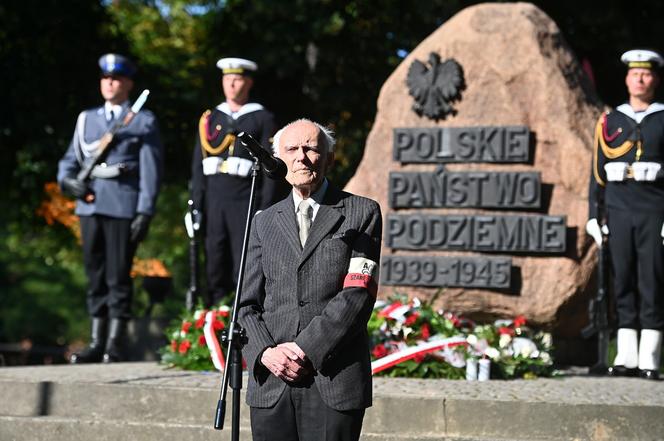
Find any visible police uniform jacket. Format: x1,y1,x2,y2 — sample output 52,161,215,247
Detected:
191,103,279,213
238,184,382,411
57,104,164,219
589,103,664,219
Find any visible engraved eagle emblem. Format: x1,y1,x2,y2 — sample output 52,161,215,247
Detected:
406,52,465,120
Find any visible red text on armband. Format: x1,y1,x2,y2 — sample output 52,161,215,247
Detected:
343,273,377,297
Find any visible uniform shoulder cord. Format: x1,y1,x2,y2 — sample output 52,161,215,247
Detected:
593,112,641,186
198,110,236,158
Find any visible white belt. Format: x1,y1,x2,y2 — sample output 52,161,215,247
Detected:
202,156,254,177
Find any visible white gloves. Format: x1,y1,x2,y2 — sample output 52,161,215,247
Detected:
586,218,609,246
604,162,662,182
632,162,661,181
661,222,664,245
604,162,629,182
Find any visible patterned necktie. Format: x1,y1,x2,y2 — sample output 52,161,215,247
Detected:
297,200,312,248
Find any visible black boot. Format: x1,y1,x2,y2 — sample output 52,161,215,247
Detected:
70,317,107,364
607,365,639,377
639,369,660,380
103,318,127,363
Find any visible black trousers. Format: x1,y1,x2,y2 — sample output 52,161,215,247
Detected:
250,381,365,441
607,208,664,329
204,198,249,305
80,215,136,319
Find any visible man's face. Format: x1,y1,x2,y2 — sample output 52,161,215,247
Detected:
100,74,133,103
625,67,659,102
278,121,334,194
222,73,253,103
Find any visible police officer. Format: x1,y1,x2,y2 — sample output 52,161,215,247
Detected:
191,57,287,306
587,49,664,380
58,54,164,363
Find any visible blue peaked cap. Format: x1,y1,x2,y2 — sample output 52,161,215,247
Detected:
98,53,137,78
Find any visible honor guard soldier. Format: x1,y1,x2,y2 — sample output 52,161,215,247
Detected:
58,54,164,363
587,49,664,380
191,57,287,306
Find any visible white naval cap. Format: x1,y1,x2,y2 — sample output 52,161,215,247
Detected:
621,49,664,69
216,57,258,75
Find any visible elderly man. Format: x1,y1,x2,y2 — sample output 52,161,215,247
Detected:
587,49,664,380
239,119,382,440
191,57,287,307
58,53,163,363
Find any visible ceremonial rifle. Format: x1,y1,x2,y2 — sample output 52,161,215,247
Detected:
183,198,202,311
581,197,610,375
76,89,150,185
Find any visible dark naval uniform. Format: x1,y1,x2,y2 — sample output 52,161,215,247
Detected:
587,48,664,380
192,102,285,305
58,103,164,319
589,103,664,332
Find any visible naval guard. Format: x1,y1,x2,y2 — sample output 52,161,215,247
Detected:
587,48,664,380
191,57,288,306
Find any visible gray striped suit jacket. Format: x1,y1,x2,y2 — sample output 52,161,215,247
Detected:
239,184,382,411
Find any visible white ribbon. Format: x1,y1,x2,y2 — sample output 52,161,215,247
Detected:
371,336,467,375
204,311,225,371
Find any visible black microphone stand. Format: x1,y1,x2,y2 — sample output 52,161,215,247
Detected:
213,159,259,439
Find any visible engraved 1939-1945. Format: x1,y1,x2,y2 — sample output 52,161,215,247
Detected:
382,119,567,290
381,255,511,289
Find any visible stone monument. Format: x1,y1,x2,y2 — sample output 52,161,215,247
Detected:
345,2,602,335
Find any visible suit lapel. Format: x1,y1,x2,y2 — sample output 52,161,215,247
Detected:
274,198,302,258
298,185,345,269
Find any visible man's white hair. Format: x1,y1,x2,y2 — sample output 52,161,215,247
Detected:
272,118,336,157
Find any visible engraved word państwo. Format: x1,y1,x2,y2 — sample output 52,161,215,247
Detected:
389,169,540,209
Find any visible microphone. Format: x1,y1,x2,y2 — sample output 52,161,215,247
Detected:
237,132,287,179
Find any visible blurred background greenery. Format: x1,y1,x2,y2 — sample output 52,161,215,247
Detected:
1,0,662,363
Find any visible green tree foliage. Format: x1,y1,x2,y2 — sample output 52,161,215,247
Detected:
0,0,122,224
205,0,471,183
0,0,123,348
104,0,217,179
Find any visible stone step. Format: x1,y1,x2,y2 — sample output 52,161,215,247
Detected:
0,415,250,441
0,416,519,441
1,362,663,441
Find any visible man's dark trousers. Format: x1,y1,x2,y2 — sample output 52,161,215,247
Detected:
249,379,364,441
608,208,664,329
80,215,136,319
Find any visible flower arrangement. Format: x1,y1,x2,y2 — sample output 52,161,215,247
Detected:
369,296,555,379
159,295,554,380
159,303,231,371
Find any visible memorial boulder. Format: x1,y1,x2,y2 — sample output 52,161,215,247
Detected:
345,2,602,334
